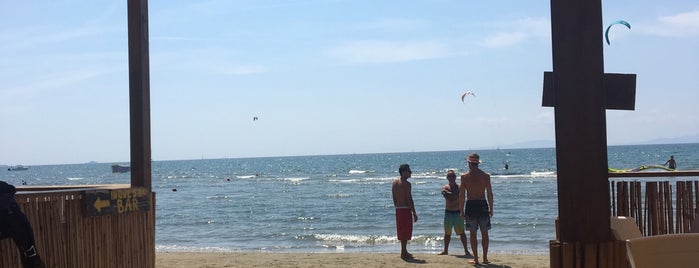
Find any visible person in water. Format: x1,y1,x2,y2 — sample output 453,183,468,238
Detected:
0,181,45,268
438,170,471,257
392,164,418,260
459,153,494,265
664,155,677,170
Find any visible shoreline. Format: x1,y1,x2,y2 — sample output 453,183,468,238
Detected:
156,252,550,267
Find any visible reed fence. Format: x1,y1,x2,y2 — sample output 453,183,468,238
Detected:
550,171,699,268
610,173,699,236
0,185,155,268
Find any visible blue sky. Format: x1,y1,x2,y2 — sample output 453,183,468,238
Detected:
1,0,698,165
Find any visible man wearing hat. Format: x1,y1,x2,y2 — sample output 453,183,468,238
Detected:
458,153,494,265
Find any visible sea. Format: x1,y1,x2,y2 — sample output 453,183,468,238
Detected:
2,143,698,255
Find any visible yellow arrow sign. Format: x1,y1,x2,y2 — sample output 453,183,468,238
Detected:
93,197,111,213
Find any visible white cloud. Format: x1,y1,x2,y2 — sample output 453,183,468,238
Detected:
218,65,267,75
1,69,112,98
481,32,528,48
479,17,550,48
152,47,267,76
327,40,449,64
643,9,699,37
360,18,429,32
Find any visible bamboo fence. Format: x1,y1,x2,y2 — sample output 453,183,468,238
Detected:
610,179,698,236
550,171,699,268
0,186,155,268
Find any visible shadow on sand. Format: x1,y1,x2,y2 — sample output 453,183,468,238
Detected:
401,257,427,264
454,255,512,268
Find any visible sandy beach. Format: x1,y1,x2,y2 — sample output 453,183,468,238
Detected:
156,252,549,268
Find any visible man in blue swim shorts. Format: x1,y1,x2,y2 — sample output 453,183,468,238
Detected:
459,153,494,265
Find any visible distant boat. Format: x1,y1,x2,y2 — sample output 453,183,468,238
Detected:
7,165,29,171
111,164,131,173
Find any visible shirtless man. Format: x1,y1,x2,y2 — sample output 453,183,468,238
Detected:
664,155,677,170
458,153,494,264
392,164,418,260
438,170,471,257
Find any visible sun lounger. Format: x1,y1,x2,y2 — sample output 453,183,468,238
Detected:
610,216,642,240
625,233,699,268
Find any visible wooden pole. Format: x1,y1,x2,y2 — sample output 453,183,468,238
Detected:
550,0,610,243
127,0,152,189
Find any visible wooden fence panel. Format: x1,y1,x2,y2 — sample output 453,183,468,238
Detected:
611,179,699,236
1,188,155,268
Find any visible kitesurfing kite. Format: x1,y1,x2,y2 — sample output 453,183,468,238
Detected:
461,91,475,103
605,20,631,45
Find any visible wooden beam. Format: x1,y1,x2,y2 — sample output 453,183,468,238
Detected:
542,72,637,110
127,0,152,189
550,0,610,242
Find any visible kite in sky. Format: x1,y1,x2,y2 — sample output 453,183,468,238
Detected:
605,20,631,45
461,91,475,103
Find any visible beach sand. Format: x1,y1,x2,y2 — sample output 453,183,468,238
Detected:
156,252,549,268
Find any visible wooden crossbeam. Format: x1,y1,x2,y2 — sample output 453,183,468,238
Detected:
542,72,637,110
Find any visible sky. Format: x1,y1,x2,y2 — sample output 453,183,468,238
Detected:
1,0,698,166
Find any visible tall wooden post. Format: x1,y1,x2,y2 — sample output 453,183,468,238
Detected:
128,0,152,189
550,0,610,242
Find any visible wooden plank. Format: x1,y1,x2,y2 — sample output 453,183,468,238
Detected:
543,72,637,110
560,242,575,268
549,240,564,268
583,243,598,268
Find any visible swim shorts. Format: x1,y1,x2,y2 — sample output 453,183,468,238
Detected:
395,207,413,241
443,209,465,235
465,200,491,231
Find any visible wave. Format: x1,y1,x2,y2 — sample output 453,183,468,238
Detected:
349,170,371,174
530,171,555,177
280,177,308,184
236,175,257,179
306,233,442,246
329,177,393,184
67,177,84,181
156,245,239,253
309,234,396,244
328,178,360,183
326,193,351,198
206,194,234,200
491,171,557,179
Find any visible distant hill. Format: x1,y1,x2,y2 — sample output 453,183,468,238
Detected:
503,140,556,149
489,134,699,150
473,140,555,150
636,134,699,145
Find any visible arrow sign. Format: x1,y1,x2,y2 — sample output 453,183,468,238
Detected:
85,188,150,217
93,196,111,213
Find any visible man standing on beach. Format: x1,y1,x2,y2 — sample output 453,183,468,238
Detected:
392,164,418,260
438,170,472,257
458,153,494,265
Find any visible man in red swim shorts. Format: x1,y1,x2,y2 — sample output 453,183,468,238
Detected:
392,164,418,260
